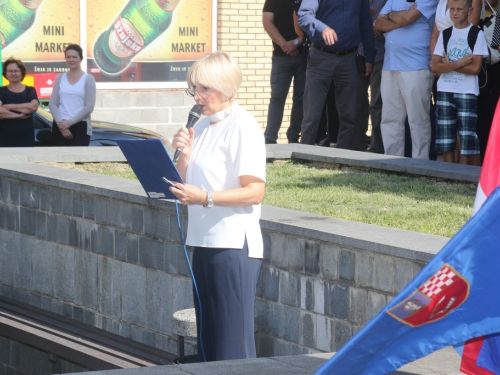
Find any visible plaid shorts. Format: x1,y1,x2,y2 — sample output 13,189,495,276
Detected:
436,92,480,155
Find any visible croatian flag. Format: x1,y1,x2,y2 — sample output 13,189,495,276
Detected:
459,98,500,374
313,101,500,375
472,103,500,215
314,186,500,374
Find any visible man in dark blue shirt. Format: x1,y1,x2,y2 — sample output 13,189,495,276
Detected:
298,0,376,148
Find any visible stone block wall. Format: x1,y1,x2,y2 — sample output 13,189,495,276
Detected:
0,337,89,375
254,232,427,356
0,163,445,357
0,170,194,356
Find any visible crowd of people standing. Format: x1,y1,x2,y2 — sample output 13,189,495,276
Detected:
263,0,500,166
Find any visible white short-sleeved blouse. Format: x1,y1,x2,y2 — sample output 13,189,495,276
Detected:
185,102,266,259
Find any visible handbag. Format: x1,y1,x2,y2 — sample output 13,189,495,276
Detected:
356,53,366,75
481,0,500,64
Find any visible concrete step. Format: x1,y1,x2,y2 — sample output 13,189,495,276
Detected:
73,347,462,375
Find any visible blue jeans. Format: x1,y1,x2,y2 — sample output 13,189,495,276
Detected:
264,54,306,143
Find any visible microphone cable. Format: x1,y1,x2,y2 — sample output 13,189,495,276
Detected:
174,200,207,362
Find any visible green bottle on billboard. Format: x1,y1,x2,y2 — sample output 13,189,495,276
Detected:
0,0,44,49
93,0,180,75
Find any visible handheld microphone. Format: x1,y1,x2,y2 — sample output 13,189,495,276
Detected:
173,104,202,163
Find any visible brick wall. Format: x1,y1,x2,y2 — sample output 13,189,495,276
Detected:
218,0,292,142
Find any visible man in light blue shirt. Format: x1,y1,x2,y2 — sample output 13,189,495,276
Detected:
375,0,439,159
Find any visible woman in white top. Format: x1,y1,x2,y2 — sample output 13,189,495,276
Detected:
49,44,96,146
170,51,266,362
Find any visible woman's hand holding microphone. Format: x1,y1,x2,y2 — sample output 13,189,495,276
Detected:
169,126,208,206
171,126,195,161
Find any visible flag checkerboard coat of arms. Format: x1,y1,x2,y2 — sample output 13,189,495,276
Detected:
388,264,469,327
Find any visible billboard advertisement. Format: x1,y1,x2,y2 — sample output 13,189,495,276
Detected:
0,0,80,99
0,0,214,94
86,0,213,84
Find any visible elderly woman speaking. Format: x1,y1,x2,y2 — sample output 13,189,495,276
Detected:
170,51,266,362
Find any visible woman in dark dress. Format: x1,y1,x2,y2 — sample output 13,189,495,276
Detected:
0,58,39,147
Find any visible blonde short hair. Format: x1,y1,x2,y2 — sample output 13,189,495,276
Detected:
187,51,242,99
449,0,472,6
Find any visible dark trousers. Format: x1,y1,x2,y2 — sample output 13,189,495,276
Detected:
477,62,500,162
357,60,384,153
0,119,34,147
264,55,306,143
300,47,360,149
192,242,261,362
316,83,339,144
52,120,90,146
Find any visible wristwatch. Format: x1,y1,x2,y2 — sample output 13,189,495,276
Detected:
203,191,214,208
293,38,299,46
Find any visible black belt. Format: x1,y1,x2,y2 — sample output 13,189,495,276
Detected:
312,43,357,56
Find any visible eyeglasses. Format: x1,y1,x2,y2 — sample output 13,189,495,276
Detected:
185,86,215,99
6,70,21,74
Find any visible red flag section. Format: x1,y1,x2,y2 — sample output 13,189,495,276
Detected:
461,99,500,373
461,337,495,375
479,101,500,197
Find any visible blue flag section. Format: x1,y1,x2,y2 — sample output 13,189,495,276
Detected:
314,186,500,375
476,334,500,372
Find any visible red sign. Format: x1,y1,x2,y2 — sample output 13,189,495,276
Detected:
32,73,58,99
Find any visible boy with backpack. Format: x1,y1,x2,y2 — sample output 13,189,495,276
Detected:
431,0,489,166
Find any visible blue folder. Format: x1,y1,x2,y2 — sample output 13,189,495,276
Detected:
116,138,184,200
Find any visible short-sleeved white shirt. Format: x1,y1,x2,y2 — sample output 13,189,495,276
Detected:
185,102,266,259
434,25,489,95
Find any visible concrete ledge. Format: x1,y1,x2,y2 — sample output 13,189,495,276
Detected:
73,347,461,375
266,144,480,183
0,147,128,163
395,347,462,375
0,144,481,184
261,205,448,263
